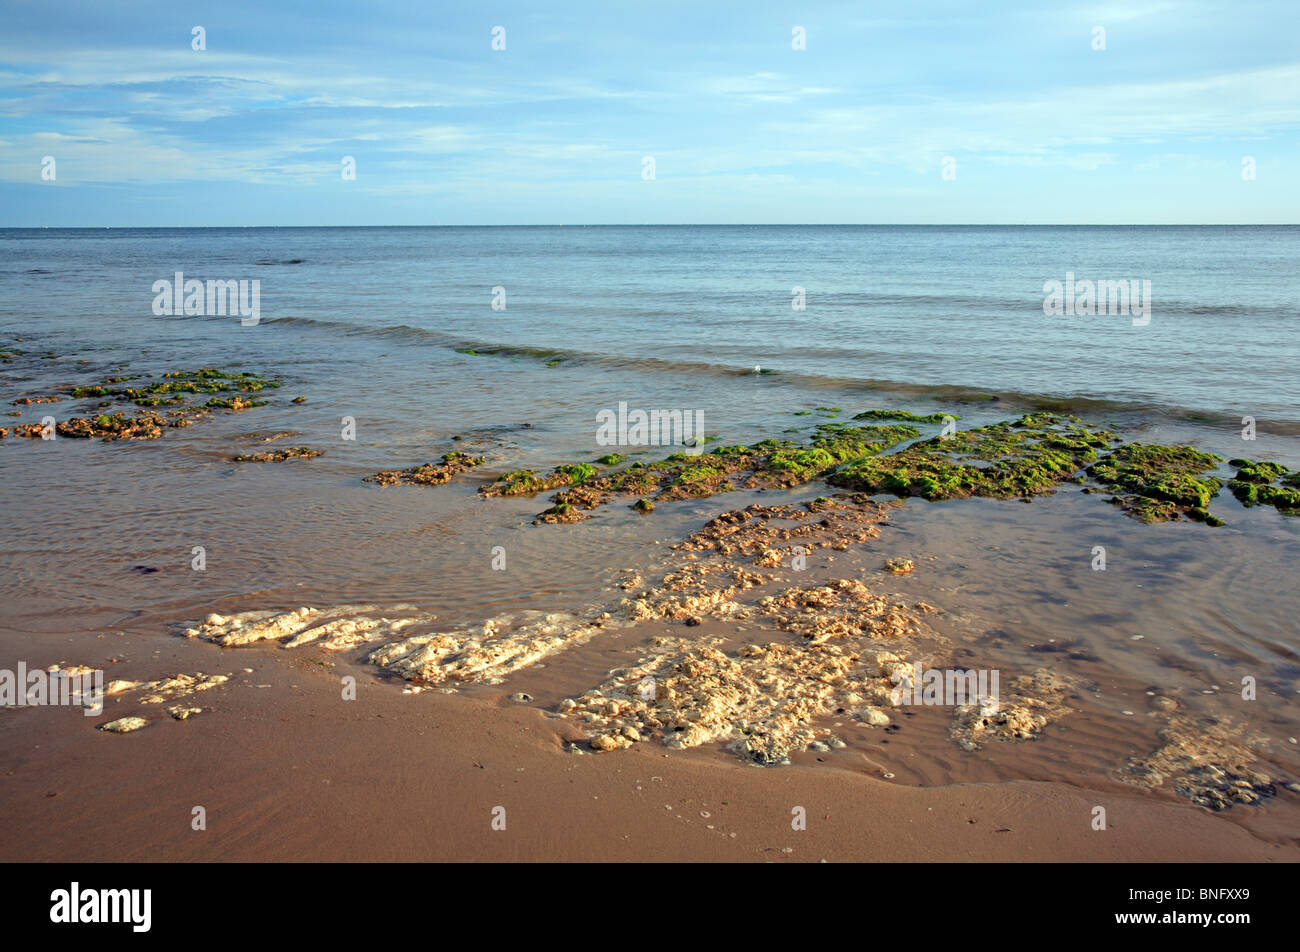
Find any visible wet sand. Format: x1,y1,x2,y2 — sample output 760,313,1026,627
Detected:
0,623,1292,862
3,345,1299,862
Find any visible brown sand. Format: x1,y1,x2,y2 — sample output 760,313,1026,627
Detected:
0,625,1293,862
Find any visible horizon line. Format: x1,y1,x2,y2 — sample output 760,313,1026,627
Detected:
4,223,1298,229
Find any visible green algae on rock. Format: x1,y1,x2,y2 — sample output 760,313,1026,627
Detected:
1229,480,1300,513
78,367,281,407
364,451,486,486
204,395,267,411
5,409,189,442
479,468,563,496
852,409,957,423
1229,458,1290,483
233,446,323,463
1226,458,1300,514
554,462,599,486
483,423,922,520
1087,443,1225,524
885,558,915,576
535,500,589,524
3,365,284,443
808,422,923,463
829,414,1115,502
367,408,1287,530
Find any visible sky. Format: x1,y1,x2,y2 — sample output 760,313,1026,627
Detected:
1,0,1297,225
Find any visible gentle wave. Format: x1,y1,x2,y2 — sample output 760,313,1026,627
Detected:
261,315,1300,433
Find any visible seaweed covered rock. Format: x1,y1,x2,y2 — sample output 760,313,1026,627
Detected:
478,464,598,496
1088,443,1225,524
410,408,1290,529
852,409,956,424
80,367,280,407
487,424,921,519
58,411,170,441
534,501,590,524
366,451,485,486
234,446,322,463
5,366,281,444
1225,458,1300,514
1228,458,1290,484
829,414,1115,501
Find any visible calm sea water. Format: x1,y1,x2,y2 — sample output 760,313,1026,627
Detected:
2,225,1298,426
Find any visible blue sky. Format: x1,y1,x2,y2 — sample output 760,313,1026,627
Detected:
1,0,1297,225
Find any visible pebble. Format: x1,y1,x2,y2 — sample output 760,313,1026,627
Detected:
858,706,891,727
98,716,147,733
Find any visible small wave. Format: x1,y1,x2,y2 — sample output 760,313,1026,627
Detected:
258,315,1300,434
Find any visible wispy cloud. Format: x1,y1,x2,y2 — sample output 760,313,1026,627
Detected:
1,0,1296,223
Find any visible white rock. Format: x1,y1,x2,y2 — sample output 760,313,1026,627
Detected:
99,716,147,733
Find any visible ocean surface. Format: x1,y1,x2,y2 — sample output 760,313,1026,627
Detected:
1,226,1297,809
3,225,1298,427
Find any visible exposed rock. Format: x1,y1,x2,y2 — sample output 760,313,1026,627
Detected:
99,716,147,733
885,558,915,575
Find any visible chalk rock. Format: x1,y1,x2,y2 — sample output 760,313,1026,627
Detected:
99,716,147,733
857,706,891,727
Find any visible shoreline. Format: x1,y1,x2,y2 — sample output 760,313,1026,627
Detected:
0,624,1293,863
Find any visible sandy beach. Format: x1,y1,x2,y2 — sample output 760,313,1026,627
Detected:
2,362,1298,862
1,620,1292,863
